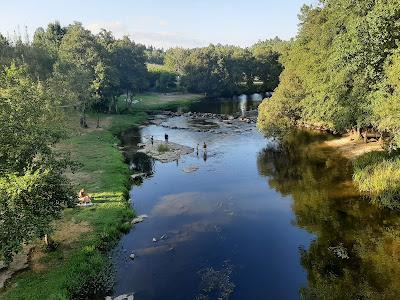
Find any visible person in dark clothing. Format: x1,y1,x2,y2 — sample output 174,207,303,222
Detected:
165,133,169,143
151,136,154,145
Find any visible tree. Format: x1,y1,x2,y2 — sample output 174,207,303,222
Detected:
252,44,283,92
111,36,148,109
0,64,73,263
32,21,66,64
58,22,104,125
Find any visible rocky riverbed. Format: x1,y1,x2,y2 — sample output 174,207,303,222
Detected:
146,110,258,134
137,140,194,163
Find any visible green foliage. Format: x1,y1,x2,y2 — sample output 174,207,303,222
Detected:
111,36,148,94
258,0,400,137
0,64,65,172
0,64,73,263
165,43,283,96
144,46,165,64
157,144,170,153
252,38,285,91
147,64,178,92
354,151,400,208
0,164,73,264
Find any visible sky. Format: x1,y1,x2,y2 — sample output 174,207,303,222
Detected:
0,0,318,49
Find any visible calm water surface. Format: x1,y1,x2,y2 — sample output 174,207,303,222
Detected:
112,99,400,299
174,94,263,115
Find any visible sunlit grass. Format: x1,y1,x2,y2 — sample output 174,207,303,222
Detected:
353,151,400,208
118,92,203,112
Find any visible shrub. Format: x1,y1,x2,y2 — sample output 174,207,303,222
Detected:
157,144,170,153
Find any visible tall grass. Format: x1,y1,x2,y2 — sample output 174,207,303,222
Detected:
353,151,400,209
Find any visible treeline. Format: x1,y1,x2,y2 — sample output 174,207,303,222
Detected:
164,39,285,97
258,0,400,147
1,22,152,121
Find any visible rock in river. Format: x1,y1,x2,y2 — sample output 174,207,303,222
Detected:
131,214,148,225
182,165,199,173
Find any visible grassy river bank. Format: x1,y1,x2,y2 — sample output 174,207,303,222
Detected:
1,93,203,299
1,112,147,299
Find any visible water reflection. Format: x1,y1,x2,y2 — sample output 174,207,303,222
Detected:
176,94,262,115
257,131,400,299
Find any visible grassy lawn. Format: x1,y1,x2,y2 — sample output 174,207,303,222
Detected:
1,111,148,299
118,92,204,112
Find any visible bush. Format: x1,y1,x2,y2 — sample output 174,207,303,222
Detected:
353,151,400,208
157,144,170,153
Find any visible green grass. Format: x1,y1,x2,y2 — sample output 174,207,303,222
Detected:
353,151,400,209
1,112,148,299
118,92,203,112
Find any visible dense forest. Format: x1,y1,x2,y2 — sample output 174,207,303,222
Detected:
258,0,400,208
258,0,400,142
164,39,285,96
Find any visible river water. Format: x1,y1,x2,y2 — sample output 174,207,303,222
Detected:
112,98,400,299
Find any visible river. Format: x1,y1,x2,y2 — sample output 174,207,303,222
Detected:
111,97,400,299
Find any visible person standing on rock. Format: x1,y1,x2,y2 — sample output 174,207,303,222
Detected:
151,136,154,146
165,133,169,143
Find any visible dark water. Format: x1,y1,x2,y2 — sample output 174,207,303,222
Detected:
174,94,262,115
112,100,400,299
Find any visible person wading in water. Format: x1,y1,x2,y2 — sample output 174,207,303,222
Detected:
203,142,207,161
165,133,169,143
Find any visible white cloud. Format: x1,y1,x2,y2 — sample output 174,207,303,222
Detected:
85,20,205,49
86,21,130,37
132,31,205,48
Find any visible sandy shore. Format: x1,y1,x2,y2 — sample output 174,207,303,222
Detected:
321,134,383,160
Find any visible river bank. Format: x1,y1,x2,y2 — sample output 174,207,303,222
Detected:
0,112,149,299
321,134,383,160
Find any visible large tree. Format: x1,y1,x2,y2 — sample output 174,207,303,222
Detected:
0,64,73,263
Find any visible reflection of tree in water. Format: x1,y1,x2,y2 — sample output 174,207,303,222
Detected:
129,152,154,175
257,131,400,299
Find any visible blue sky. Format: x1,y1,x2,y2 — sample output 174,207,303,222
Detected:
0,0,318,48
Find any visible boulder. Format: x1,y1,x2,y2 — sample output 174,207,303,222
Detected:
131,214,148,225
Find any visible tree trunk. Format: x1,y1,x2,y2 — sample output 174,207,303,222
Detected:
80,103,87,128
128,92,133,110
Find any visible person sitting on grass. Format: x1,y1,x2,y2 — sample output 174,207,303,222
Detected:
78,188,92,205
